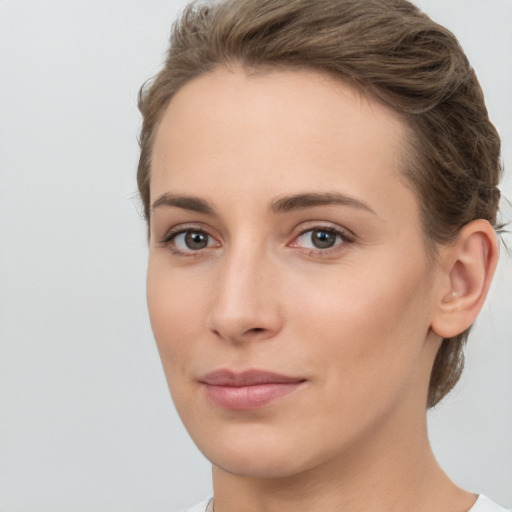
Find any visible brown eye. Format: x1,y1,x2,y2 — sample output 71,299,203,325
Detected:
168,230,216,252
310,229,337,249
291,226,352,252
184,231,209,250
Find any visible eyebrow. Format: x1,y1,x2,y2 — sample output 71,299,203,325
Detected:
151,193,215,215
151,191,376,216
270,192,376,215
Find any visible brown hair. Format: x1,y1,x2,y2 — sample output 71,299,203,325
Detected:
137,0,503,407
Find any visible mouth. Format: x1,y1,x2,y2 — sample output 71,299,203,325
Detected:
199,369,306,410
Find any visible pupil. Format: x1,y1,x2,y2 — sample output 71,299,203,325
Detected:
312,230,335,249
185,231,208,249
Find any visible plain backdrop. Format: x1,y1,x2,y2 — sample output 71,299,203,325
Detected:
0,1,511,511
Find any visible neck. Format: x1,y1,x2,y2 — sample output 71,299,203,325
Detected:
211,406,474,512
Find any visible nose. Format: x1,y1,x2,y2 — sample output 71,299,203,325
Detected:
206,244,284,343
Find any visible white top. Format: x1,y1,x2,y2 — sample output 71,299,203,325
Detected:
179,498,211,512
178,495,511,512
471,495,512,512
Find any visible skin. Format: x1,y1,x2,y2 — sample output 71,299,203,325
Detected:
147,67,496,512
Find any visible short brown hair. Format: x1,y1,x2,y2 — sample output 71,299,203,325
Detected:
137,0,503,407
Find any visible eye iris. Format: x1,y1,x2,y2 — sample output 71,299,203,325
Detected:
185,231,208,250
312,229,336,249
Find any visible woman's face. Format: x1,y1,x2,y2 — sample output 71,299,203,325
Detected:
147,67,442,478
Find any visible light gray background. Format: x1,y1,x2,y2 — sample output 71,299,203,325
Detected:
0,1,511,511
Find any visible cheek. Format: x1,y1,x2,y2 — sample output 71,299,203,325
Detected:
146,259,206,367
291,260,433,386
146,262,213,424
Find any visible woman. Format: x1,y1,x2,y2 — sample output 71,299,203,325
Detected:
137,0,509,510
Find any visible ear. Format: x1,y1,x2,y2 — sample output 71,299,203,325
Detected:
431,219,499,339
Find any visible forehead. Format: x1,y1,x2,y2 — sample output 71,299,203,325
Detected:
151,66,416,220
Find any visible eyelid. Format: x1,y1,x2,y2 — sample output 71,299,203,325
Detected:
159,222,210,242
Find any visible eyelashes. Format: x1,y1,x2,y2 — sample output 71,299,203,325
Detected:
158,223,355,258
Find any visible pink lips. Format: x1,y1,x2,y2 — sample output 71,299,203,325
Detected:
200,369,306,410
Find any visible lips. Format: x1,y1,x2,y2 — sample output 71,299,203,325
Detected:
199,369,306,409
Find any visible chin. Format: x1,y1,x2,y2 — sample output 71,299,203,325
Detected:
188,421,326,480
208,449,311,480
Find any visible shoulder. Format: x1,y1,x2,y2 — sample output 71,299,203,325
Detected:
175,498,212,512
470,495,511,512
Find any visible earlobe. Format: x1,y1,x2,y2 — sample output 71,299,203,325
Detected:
431,220,499,339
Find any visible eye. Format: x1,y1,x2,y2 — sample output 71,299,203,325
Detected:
177,230,210,250
291,227,351,251
162,228,219,254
